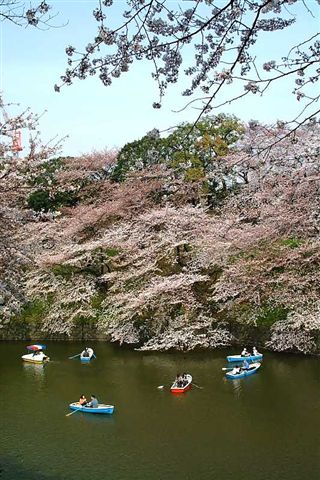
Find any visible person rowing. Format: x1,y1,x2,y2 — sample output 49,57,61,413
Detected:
175,373,184,387
232,366,242,375
241,347,251,357
79,394,87,406
82,348,90,358
182,373,188,387
253,346,260,356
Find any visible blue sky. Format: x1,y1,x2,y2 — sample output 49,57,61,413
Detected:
1,0,319,156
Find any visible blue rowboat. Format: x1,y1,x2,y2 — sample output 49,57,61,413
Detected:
227,353,263,363
80,348,95,362
226,362,261,379
69,402,114,414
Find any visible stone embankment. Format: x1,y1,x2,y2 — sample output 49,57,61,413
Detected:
1,307,320,355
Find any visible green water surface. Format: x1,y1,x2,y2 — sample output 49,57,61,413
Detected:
1,342,320,479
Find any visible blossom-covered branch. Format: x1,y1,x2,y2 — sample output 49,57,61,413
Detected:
0,0,57,28
57,0,320,131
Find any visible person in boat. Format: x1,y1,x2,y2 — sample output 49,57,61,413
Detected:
233,366,242,375
182,373,188,387
87,395,98,408
241,347,251,357
180,374,187,387
82,348,90,358
243,359,250,370
175,373,183,387
79,394,87,406
253,346,259,356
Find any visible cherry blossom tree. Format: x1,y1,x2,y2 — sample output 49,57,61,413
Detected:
58,0,320,132
1,111,319,350
266,304,320,354
0,95,66,327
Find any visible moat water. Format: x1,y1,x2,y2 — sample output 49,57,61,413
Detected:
1,341,320,479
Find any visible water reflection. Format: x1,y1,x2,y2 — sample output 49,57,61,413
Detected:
141,352,222,369
227,378,242,398
75,412,116,426
80,361,93,367
22,362,46,383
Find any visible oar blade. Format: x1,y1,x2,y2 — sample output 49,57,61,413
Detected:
66,408,80,417
192,383,203,389
68,353,81,360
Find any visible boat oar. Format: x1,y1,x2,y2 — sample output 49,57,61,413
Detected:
68,353,81,360
157,385,165,389
222,367,234,371
192,383,203,389
65,408,80,417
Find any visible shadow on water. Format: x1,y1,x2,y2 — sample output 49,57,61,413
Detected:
68,411,116,426
0,456,62,480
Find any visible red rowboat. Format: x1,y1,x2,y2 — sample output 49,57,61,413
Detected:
170,373,192,393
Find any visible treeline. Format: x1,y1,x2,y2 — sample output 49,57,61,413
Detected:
1,115,320,353
26,114,245,212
